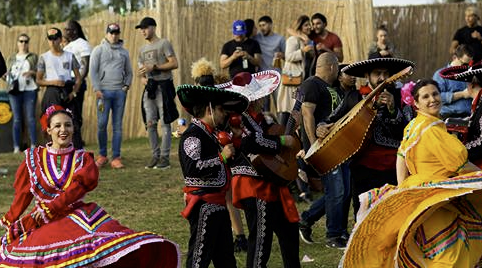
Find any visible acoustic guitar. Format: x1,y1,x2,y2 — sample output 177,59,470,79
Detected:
304,66,413,175
251,90,304,183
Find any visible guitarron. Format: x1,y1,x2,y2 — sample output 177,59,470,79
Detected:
304,66,413,175
251,90,303,183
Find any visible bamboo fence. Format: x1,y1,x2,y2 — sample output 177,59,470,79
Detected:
0,0,374,144
374,2,482,80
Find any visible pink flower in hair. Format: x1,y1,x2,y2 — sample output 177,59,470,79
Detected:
401,81,416,106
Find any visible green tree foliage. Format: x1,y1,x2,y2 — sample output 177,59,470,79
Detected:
0,0,145,26
0,0,82,26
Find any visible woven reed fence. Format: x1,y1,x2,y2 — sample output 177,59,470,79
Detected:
374,2,482,80
0,0,373,144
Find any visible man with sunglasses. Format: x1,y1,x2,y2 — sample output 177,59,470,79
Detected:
36,28,81,121
433,44,474,119
89,23,132,169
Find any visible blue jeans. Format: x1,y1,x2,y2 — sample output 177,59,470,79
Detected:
8,91,37,148
301,162,351,238
143,87,172,159
97,90,127,159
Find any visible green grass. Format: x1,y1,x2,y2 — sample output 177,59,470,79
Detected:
0,138,345,267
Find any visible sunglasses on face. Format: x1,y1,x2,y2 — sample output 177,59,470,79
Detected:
18,40,29,44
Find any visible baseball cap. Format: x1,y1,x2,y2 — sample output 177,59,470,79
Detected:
232,20,247,35
135,17,157,29
106,23,121,33
47,28,62,40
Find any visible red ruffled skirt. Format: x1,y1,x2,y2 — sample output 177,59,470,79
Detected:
0,202,180,267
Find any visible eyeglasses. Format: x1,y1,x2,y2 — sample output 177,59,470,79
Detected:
18,40,29,44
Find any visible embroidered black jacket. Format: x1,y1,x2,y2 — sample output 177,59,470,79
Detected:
179,118,228,188
230,112,282,178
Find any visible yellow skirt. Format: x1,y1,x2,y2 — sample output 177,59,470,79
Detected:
341,172,482,267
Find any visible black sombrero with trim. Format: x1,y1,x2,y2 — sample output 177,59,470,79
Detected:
440,64,482,82
438,65,470,81
176,84,249,115
341,58,415,78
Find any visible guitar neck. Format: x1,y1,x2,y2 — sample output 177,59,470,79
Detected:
365,80,388,101
285,98,302,135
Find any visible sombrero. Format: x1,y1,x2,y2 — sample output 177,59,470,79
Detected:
438,64,470,80
440,64,482,82
341,57,415,78
215,70,281,102
176,84,249,115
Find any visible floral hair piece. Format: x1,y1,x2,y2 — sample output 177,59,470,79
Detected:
40,105,73,131
401,81,416,106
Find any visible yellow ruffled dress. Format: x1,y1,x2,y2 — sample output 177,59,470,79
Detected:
340,112,482,267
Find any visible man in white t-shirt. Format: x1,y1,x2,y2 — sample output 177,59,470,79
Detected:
63,20,92,149
36,28,82,130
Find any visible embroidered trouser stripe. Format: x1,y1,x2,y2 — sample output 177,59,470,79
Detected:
186,201,237,268
242,197,301,268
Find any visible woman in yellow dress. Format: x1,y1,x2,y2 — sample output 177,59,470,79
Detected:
341,79,482,267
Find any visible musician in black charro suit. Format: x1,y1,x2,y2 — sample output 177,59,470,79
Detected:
332,56,415,221
176,83,249,268
217,70,301,268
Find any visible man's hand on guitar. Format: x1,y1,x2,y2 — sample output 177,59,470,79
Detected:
221,144,236,159
376,90,395,112
316,123,334,139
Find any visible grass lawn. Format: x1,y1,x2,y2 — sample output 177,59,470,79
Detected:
0,137,345,267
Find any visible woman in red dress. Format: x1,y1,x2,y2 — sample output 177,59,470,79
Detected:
0,105,180,267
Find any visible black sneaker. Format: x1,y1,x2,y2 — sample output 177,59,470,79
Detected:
145,157,159,169
233,234,248,252
299,223,314,244
155,157,170,170
325,236,347,250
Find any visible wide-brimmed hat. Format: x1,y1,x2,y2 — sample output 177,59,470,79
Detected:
341,58,415,78
216,70,281,102
440,64,482,82
176,84,249,116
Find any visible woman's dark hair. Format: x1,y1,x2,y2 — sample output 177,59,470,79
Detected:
244,19,255,37
67,20,87,41
294,15,310,31
412,78,440,101
47,110,73,127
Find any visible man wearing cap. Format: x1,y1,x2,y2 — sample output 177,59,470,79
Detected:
218,71,301,268
90,23,132,169
63,20,92,149
450,6,482,62
335,56,414,219
220,20,262,78
136,16,179,170
177,83,249,268
37,28,81,121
